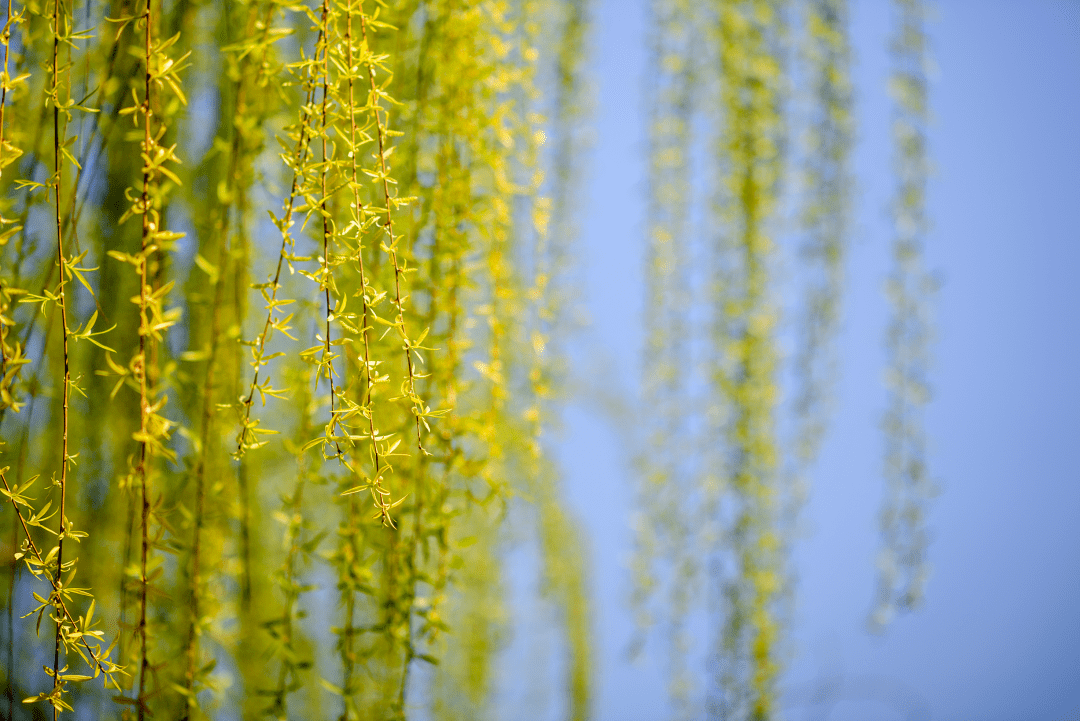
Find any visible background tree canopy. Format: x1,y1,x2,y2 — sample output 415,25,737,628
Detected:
1,0,1078,719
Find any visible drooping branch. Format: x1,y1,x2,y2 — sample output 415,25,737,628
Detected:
873,0,935,630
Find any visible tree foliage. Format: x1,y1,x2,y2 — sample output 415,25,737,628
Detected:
0,0,931,719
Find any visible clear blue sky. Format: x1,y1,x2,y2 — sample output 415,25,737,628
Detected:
510,1,1080,720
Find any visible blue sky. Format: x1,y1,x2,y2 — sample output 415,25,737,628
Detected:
532,1,1080,720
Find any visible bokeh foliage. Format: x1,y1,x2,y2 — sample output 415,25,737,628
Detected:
632,0,932,719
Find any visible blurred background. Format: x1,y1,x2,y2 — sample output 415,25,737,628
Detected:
504,1,1080,719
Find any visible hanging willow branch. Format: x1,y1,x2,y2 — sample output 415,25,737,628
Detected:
48,0,72,713
873,0,935,630
792,0,852,478
633,0,703,717
0,469,124,705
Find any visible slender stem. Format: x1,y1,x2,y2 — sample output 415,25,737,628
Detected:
358,5,424,456
1,1,13,712
233,5,276,618
342,1,398,529
356,22,409,670
0,0,11,175
6,522,13,720
318,0,341,453
339,5,363,713
181,205,225,721
137,2,154,719
51,1,71,716
234,29,323,455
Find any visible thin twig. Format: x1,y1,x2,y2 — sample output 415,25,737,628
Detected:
50,1,72,715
